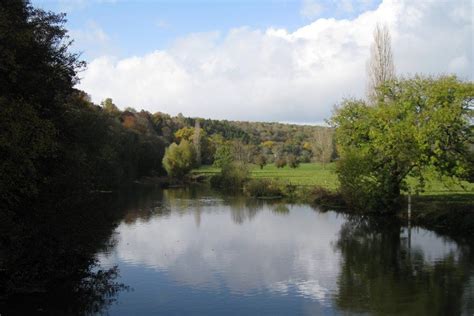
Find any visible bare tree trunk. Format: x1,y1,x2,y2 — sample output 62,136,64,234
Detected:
193,120,202,166
366,23,395,104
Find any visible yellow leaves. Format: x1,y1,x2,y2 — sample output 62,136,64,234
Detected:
302,142,312,151
174,127,195,142
261,140,275,149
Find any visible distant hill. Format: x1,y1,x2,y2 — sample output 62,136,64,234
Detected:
114,103,335,165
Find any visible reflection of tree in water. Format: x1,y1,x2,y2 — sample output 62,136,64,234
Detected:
228,196,262,224
162,186,269,225
271,203,290,215
0,190,147,314
333,216,473,315
161,187,292,225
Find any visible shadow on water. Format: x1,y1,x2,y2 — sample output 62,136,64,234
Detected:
0,185,165,315
2,185,473,315
334,215,474,315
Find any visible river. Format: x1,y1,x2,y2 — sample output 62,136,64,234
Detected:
1,185,473,315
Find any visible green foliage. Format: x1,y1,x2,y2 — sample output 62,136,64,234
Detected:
287,154,300,168
331,75,474,212
149,112,334,165
254,154,267,169
244,179,285,198
101,98,120,116
336,149,386,211
210,162,250,190
0,0,82,208
174,126,195,142
0,97,55,206
213,144,234,168
162,140,195,178
275,157,287,168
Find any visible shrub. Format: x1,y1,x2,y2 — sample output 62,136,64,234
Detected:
213,145,233,168
275,157,287,168
336,150,389,212
162,140,195,178
244,179,284,198
210,161,249,190
254,154,267,169
309,186,343,208
287,154,299,168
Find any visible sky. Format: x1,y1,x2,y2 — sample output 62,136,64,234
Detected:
33,0,473,124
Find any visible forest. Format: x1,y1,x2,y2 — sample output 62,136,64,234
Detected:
0,1,336,217
1,0,472,216
1,1,473,314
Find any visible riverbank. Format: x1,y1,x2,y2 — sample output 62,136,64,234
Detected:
191,163,474,238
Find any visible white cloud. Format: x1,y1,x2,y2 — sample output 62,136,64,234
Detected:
335,0,376,14
301,0,324,19
155,19,170,30
97,195,460,300
70,21,114,59
78,0,473,123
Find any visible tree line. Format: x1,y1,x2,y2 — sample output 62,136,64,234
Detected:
0,1,336,213
0,2,168,213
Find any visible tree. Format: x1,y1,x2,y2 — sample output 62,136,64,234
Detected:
275,157,287,168
287,154,299,168
255,154,267,169
101,98,120,116
312,128,334,164
0,0,84,208
193,120,202,166
331,76,473,212
367,23,395,103
174,126,194,142
162,140,195,178
213,144,233,168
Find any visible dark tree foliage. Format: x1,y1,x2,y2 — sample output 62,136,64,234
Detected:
0,1,166,210
1,2,166,308
0,0,83,208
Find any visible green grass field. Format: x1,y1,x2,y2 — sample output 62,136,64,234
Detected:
193,163,474,196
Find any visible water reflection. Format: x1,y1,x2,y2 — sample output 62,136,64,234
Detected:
0,187,163,315
99,186,473,315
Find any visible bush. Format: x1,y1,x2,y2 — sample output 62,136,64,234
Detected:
254,154,267,169
309,186,343,208
162,140,195,178
287,154,299,168
336,150,391,212
210,161,249,190
244,179,284,198
213,145,233,168
275,157,287,168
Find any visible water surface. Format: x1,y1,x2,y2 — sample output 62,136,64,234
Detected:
96,186,474,315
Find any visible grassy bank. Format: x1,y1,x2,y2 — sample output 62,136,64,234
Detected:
193,163,473,196
192,163,474,236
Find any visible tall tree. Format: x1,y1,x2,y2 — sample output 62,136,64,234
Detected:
332,76,473,212
366,23,395,103
162,140,195,178
0,0,84,208
193,119,202,166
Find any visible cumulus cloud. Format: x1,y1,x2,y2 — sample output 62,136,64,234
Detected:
300,0,324,19
78,0,473,123
98,196,459,300
70,21,114,59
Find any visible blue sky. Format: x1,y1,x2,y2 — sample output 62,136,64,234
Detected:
31,1,473,123
33,0,381,60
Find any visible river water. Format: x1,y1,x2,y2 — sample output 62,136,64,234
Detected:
94,186,473,315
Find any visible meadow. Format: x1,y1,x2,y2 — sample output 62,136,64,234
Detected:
193,163,474,196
